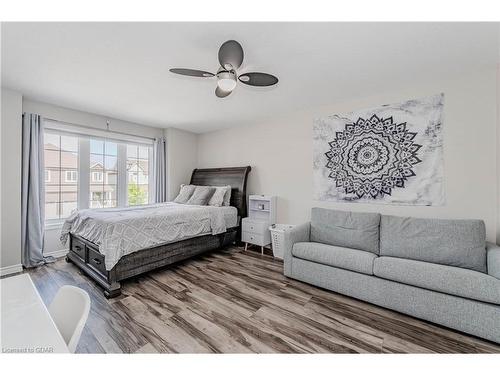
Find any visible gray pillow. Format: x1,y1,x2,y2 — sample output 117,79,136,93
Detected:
186,186,216,206
310,208,381,254
173,184,195,204
380,215,487,273
208,186,230,207
222,186,232,206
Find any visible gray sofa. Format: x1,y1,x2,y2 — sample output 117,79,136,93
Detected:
283,207,500,344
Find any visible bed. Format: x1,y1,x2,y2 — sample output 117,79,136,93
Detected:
65,166,251,298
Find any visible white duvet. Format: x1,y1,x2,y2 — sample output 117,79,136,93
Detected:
61,202,230,270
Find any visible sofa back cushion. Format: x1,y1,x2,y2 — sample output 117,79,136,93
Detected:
310,208,381,254
380,215,486,273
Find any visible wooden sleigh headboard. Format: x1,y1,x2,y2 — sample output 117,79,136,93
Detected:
190,166,252,219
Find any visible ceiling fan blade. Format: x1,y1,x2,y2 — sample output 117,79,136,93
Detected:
218,40,244,70
238,72,278,87
169,68,215,77
215,86,232,98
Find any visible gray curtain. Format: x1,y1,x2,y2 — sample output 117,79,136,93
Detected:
21,113,53,267
153,137,167,202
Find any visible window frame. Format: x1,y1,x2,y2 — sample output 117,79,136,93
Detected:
126,144,153,207
89,138,119,209
43,124,155,227
44,130,80,225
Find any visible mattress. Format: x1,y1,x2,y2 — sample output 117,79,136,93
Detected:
61,202,238,270
220,205,239,229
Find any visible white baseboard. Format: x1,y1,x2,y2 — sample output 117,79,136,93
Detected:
44,249,69,259
0,249,68,277
0,264,23,277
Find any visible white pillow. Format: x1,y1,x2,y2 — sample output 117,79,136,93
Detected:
173,184,195,204
208,186,229,207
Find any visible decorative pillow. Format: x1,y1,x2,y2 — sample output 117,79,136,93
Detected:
185,186,216,206
222,186,232,206
173,184,196,204
208,186,230,207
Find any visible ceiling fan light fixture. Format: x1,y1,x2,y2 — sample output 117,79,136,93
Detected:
217,71,237,92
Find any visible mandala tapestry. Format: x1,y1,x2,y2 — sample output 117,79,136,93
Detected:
313,94,445,205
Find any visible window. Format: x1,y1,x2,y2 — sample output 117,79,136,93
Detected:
91,171,103,183
90,139,118,208
44,132,79,220
65,170,78,182
127,145,150,206
43,124,154,221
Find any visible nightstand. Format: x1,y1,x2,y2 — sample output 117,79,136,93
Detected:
242,195,277,255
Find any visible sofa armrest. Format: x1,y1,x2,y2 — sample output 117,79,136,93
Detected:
486,242,500,279
283,222,310,277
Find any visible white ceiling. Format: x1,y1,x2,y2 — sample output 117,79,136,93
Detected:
2,22,499,133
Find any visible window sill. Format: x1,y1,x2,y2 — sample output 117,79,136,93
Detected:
45,220,65,230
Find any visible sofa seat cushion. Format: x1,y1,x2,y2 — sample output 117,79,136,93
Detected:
310,208,381,254
373,256,500,305
292,242,377,275
380,215,486,273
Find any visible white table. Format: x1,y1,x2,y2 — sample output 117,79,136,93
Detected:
1,274,69,353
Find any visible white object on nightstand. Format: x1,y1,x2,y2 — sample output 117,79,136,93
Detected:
243,195,277,255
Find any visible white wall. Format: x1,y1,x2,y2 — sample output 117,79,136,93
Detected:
0,88,23,272
23,99,164,140
166,127,198,200
198,69,499,243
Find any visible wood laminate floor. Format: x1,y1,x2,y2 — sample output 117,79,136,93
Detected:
28,247,500,353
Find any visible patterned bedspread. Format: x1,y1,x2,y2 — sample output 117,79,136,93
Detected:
61,202,228,270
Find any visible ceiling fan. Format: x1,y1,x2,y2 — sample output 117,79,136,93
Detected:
169,40,279,98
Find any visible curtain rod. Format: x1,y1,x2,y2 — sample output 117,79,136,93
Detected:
43,117,157,141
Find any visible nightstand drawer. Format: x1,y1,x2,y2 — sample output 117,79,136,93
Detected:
242,219,268,234
242,231,270,246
